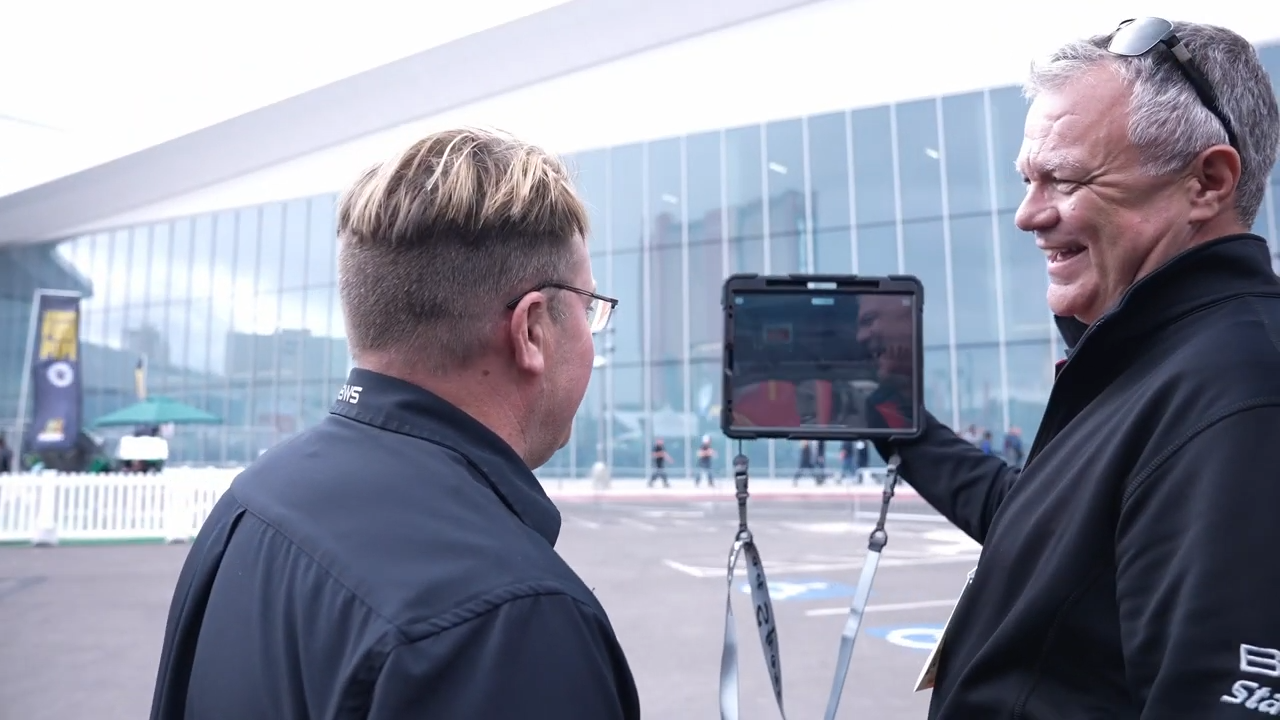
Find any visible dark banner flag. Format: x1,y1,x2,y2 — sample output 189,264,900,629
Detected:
28,292,83,452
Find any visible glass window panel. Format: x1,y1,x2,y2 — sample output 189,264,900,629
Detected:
274,299,306,434
149,222,172,316
765,119,805,239
127,225,152,307
190,215,218,376
257,202,286,297
281,199,310,290
188,296,214,377
725,125,764,241
895,99,944,222
610,144,644,252
688,230,723,359
903,220,951,350
649,242,684,363
924,347,955,429
988,86,1030,212
81,234,109,349
689,359,723,467
168,218,194,304
205,210,237,373
851,106,895,227
123,303,159,368
328,280,350,383
648,138,682,250
169,219,194,379
955,345,1007,441
1251,205,1269,237
1005,340,1054,443
302,381,333,432
815,227,853,273
611,249,643,365
857,223,898,275
998,210,1052,342
301,285,337,382
807,111,852,232
769,231,804,275
941,91,994,217
609,364,644,477
104,231,127,349
686,131,724,251
650,360,687,471
223,370,252,429
568,150,608,255
306,194,338,288
949,214,1000,345
578,367,607,469
730,236,764,274
225,210,259,406
105,227,129,310
541,443,571,479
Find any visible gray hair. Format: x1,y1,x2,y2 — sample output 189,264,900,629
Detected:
336,126,587,373
1024,21,1280,227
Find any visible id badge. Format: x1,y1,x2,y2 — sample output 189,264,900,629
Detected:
914,566,977,692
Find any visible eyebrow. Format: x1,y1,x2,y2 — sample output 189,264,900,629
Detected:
1015,152,1084,178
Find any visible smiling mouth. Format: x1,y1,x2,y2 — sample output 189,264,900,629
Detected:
1047,245,1086,263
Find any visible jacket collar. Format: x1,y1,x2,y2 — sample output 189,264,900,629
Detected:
329,368,561,545
1054,233,1279,357
1029,233,1279,462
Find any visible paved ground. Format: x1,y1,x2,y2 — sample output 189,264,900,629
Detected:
0,494,976,720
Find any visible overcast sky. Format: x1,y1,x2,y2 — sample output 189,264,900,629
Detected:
0,0,565,195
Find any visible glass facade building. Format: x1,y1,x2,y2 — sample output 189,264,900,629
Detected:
5,53,1280,476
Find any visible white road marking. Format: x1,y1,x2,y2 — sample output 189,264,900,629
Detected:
661,559,705,577
659,554,981,579
566,516,602,529
620,518,658,531
781,521,876,534
854,511,952,524
639,509,706,519
805,598,959,617
922,528,981,555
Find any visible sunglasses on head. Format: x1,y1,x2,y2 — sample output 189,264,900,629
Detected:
1106,17,1240,154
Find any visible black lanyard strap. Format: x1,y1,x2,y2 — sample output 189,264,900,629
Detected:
719,446,903,720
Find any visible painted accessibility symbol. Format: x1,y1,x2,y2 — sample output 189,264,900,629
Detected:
737,579,857,602
867,625,945,651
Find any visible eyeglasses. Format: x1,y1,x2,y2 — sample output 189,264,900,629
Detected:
504,281,618,334
1107,17,1240,153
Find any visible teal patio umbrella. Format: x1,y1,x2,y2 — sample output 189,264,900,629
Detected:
90,396,221,428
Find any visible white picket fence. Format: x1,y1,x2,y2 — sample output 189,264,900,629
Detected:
0,465,898,546
0,469,240,546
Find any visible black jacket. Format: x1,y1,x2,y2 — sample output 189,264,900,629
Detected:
886,234,1280,719
149,368,640,719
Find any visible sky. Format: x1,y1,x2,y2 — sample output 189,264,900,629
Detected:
0,0,567,196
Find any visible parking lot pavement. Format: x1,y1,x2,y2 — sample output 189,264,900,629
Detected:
0,496,973,720
558,497,976,719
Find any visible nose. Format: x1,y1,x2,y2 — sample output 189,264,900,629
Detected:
1014,188,1059,234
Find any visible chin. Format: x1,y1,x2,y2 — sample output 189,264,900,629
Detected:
1046,286,1093,321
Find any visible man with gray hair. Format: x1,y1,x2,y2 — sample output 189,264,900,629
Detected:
150,127,639,719
870,18,1280,718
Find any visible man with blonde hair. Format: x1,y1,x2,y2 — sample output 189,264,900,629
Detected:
150,127,638,719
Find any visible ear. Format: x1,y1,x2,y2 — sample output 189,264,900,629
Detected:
1187,144,1242,223
507,291,553,375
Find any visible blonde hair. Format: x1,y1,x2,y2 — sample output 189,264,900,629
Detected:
336,126,589,372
